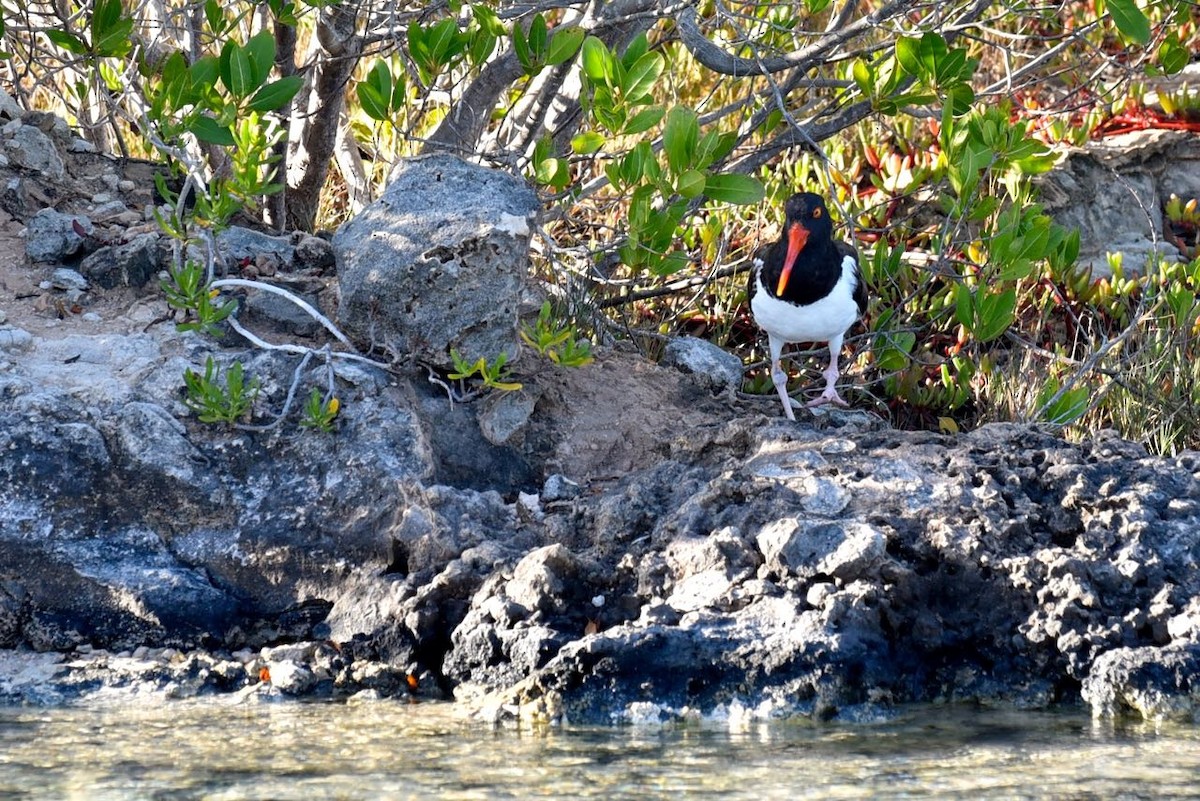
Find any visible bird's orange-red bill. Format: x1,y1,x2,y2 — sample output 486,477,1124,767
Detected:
775,222,809,296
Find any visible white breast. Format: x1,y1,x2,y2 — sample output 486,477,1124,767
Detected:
751,253,860,344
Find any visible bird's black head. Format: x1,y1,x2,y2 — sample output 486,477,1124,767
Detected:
772,192,834,296
783,192,833,242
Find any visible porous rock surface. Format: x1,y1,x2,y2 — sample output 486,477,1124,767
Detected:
3,315,1200,724
1038,129,1200,276
332,153,540,369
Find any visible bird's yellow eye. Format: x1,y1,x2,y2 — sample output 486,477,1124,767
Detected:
812,207,823,218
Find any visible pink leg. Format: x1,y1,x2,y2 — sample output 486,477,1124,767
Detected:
767,334,796,421
807,335,849,408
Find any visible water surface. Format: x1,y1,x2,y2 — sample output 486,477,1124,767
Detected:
1,698,1197,799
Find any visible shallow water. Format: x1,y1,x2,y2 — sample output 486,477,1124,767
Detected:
0,698,1197,800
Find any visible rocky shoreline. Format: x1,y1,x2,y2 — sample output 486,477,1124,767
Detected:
3,325,1199,724
2,98,1199,725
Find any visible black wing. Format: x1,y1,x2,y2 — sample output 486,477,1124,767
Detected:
836,240,868,316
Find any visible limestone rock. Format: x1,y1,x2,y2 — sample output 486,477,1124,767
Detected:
332,154,539,368
662,335,745,395
5,124,65,179
241,288,324,339
1038,129,1200,276
217,225,296,266
1082,645,1200,722
0,88,22,121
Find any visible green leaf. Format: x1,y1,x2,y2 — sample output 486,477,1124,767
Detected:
527,14,548,63
623,106,664,136
944,83,974,117
245,30,277,88
623,51,664,104
357,82,389,121
974,288,1016,342
663,107,698,174
427,19,461,62
205,0,226,34
190,55,220,90
1157,34,1189,75
996,258,1032,282
468,30,497,67
935,48,968,85
1037,377,1089,425
220,41,255,98
547,26,584,66
189,115,236,146
472,5,506,36
92,0,134,57
45,29,88,54
704,173,765,205
93,0,121,36
698,131,738,168
676,169,706,199
954,283,973,329
581,36,611,82
852,59,873,95
651,251,690,276
511,18,532,72
534,156,562,185
246,75,302,112
917,32,949,77
571,131,606,154
621,32,649,69
1106,0,1150,43
693,131,722,171
895,36,921,76
877,331,915,371
367,60,392,103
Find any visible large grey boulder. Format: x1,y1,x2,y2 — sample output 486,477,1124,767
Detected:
332,154,539,368
1038,129,1200,276
0,335,436,649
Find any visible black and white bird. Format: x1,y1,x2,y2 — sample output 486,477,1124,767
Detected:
748,192,867,419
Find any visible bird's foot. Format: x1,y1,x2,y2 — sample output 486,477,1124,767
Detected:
807,387,849,408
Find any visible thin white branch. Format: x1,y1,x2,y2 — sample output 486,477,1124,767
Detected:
212,277,356,349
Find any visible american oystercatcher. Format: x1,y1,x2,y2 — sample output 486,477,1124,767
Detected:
748,192,867,419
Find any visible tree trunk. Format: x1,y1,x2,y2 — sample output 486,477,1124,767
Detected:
285,1,363,232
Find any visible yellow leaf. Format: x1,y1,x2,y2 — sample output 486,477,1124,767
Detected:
938,416,960,434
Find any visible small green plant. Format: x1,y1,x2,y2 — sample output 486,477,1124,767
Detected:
161,262,238,336
1158,84,1199,118
183,357,260,424
449,349,523,391
1166,194,1199,227
521,301,596,367
299,388,341,432
548,337,595,368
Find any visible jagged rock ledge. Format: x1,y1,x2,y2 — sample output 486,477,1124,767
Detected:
2,322,1199,723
